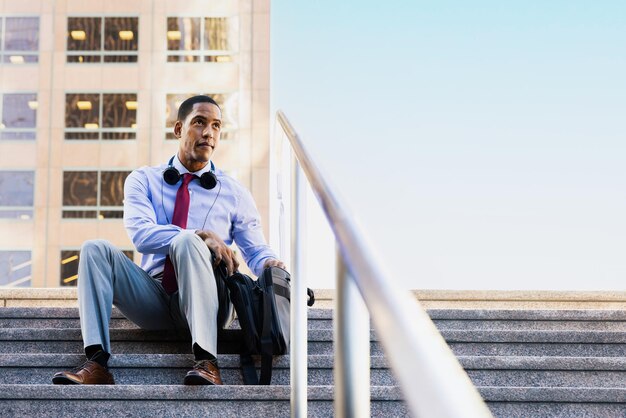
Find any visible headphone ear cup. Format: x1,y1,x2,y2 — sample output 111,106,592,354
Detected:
163,167,181,185
200,171,217,189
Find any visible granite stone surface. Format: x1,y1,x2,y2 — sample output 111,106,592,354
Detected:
0,366,397,386
467,369,626,388
449,342,626,357
479,387,626,403
427,309,626,321
0,384,403,401
0,399,410,418
0,353,390,369
459,355,626,371
5,365,623,388
1,299,624,417
0,353,396,386
487,403,626,418
442,329,626,343
434,319,626,332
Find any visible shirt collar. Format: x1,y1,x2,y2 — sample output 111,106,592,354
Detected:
172,154,215,177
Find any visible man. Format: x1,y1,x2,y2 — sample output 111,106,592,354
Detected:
53,95,284,385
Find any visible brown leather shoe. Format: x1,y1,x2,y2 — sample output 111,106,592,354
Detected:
52,360,115,385
184,360,223,385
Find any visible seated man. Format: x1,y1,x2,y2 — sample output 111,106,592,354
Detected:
53,95,284,385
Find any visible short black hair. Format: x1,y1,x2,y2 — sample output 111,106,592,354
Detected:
177,95,221,121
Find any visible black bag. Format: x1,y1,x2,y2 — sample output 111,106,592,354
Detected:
212,259,232,329
225,266,315,385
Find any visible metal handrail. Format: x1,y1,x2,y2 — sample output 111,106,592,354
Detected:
275,110,493,418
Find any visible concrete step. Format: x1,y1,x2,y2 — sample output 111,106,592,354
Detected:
0,308,334,330
0,385,406,418
3,308,626,332
1,328,624,357
0,354,395,386
1,354,624,388
429,309,626,321
482,387,626,418
0,385,623,418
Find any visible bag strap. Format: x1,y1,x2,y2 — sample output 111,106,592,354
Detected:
240,349,259,385
258,280,275,385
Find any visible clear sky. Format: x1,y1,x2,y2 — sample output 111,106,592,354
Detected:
270,1,625,290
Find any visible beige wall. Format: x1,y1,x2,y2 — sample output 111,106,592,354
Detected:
0,0,270,287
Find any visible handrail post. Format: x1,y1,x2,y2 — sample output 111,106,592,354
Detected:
290,157,307,418
335,253,370,417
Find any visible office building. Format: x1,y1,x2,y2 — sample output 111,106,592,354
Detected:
0,0,270,287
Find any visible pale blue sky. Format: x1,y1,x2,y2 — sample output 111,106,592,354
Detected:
270,1,625,290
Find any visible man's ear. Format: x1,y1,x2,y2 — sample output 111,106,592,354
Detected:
173,120,182,138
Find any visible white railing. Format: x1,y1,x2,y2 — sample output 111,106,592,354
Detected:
272,111,493,418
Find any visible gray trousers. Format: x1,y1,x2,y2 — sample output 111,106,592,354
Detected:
77,231,232,356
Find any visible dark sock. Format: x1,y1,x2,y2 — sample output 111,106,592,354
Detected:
85,344,110,368
193,343,218,366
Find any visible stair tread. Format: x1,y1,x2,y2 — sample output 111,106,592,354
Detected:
0,384,401,400
0,307,333,319
1,327,624,343
1,354,624,370
0,384,623,403
3,307,626,321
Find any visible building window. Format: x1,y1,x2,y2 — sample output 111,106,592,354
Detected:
0,171,34,220
65,93,137,140
67,17,138,63
0,17,39,64
167,17,237,62
165,93,236,140
0,93,37,140
62,170,130,219
0,251,31,287
61,249,133,286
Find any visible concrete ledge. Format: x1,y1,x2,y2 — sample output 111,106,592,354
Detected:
414,290,626,310
1,288,625,310
0,289,79,308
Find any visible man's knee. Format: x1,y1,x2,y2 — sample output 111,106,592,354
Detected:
78,240,115,286
81,239,114,258
170,232,205,257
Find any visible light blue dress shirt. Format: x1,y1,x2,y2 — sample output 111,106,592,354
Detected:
123,155,277,277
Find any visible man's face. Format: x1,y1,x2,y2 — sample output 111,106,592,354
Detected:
174,102,222,170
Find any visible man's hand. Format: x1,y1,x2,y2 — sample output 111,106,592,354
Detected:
263,258,286,270
195,230,239,276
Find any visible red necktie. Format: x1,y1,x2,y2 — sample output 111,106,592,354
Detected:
162,173,195,293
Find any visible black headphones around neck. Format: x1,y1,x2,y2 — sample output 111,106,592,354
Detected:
163,156,217,190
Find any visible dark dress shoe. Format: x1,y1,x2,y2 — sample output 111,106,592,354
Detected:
52,360,115,385
184,360,223,385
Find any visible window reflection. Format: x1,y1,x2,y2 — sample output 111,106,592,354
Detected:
0,251,31,287
67,17,138,63
67,17,101,52
0,171,34,219
100,171,128,206
167,17,201,55
1,17,39,64
204,18,230,50
167,17,236,62
62,171,97,207
101,93,137,137
65,93,136,140
62,170,130,218
60,250,80,286
1,93,37,140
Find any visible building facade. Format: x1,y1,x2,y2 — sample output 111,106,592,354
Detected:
0,0,271,287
